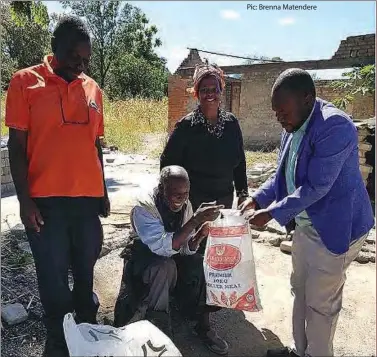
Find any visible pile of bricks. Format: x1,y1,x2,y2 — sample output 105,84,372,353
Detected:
247,164,276,188
1,148,15,195
355,118,375,197
332,33,375,59
175,48,203,72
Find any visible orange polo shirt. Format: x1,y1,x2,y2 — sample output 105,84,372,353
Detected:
5,55,105,198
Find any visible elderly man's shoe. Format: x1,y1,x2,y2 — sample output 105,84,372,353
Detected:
42,338,69,357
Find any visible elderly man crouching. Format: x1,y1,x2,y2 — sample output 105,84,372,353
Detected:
114,165,229,355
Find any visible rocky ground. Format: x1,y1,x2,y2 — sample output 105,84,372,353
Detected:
1,152,376,357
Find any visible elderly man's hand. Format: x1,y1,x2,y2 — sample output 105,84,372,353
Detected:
246,210,272,228
194,204,224,225
189,223,210,251
197,222,210,238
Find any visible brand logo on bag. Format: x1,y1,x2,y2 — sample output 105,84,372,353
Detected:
234,288,258,312
206,244,241,270
209,225,248,238
142,340,168,357
89,99,100,113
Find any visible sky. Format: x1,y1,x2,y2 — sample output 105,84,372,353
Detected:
43,1,376,79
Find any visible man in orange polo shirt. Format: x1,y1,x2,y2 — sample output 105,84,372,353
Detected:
6,16,109,357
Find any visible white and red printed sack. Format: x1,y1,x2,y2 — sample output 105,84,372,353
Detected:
203,209,262,312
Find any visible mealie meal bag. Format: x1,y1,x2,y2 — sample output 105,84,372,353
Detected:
203,209,262,312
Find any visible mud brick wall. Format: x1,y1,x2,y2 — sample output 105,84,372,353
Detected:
238,76,375,149
238,68,282,150
316,80,375,119
169,74,375,150
168,75,191,132
171,34,375,150
1,148,15,195
332,34,375,60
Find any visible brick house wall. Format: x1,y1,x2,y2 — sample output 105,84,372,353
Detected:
332,34,375,60
168,74,375,149
169,34,375,149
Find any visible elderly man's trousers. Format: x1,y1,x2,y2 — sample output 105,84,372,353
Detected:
114,240,220,329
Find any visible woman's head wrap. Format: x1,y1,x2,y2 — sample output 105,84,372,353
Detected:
189,63,226,98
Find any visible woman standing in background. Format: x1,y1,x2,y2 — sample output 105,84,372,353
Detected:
160,63,249,252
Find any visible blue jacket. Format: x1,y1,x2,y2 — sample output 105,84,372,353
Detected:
253,98,374,254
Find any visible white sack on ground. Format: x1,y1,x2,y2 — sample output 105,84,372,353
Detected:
63,313,182,357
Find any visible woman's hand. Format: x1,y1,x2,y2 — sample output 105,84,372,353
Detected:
237,196,248,207
238,197,257,213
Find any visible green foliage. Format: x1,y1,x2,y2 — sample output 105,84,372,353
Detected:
60,0,166,97
107,54,168,100
10,1,49,28
1,54,17,90
1,1,167,100
1,93,168,153
331,64,375,110
1,2,51,89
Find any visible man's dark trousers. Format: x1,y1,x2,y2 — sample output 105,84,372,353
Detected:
26,197,103,346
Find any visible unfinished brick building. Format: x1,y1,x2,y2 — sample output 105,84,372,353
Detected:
169,34,375,150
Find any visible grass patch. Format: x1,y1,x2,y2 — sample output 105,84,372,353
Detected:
1,91,278,167
1,231,34,268
1,92,168,153
1,92,8,137
103,95,167,152
245,150,278,169
148,134,168,159
7,250,34,267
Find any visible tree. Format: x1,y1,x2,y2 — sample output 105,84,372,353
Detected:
1,2,51,89
10,1,49,28
1,54,17,90
107,54,168,100
61,1,163,89
331,64,375,110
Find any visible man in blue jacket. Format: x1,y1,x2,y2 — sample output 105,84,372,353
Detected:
239,68,374,357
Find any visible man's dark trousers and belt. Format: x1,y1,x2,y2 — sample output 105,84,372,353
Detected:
26,197,103,355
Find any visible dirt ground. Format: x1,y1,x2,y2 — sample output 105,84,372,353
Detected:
1,153,376,357
94,244,376,357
